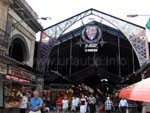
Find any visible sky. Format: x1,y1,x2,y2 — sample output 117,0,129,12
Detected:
26,0,150,40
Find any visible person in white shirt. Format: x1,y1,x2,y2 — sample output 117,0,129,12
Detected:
75,96,80,109
62,96,69,113
71,96,77,111
19,92,28,113
119,98,128,113
80,95,87,113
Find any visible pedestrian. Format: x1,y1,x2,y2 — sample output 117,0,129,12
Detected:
71,96,77,112
104,97,114,113
29,90,43,113
44,97,51,112
142,102,150,113
62,95,69,113
19,92,28,113
75,96,80,111
119,98,128,113
80,94,87,113
95,95,101,112
88,94,96,113
56,95,63,113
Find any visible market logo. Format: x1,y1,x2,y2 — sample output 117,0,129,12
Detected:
82,25,102,44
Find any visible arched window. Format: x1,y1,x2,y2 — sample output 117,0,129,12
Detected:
9,35,29,63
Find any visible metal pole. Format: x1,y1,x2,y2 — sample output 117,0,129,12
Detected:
69,39,73,75
57,46,60,71
132,47,135,73
118,33,121,77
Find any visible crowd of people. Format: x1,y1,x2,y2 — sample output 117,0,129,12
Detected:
55,94,129,113
17,90,150,113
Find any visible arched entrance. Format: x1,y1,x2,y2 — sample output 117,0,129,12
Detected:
9,35,29,63
45,21,140,87
36,9,149,90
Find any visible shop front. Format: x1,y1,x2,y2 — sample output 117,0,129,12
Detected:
0,62,7,109
1,65,36,113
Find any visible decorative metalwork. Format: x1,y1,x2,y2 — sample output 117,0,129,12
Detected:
37,8,148,73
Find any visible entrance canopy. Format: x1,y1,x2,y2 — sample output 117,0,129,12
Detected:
37,9,148,74
37,9,148,88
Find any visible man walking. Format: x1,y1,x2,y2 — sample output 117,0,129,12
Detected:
88,94,96,113
105,97,114,113
29,90,43,113
119,98,128,113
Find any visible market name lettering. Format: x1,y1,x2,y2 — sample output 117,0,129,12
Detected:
8,66,35,81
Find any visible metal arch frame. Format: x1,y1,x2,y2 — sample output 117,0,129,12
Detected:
38,8,148,74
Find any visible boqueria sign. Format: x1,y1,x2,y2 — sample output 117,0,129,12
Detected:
0,63,7,74
7,66,36,82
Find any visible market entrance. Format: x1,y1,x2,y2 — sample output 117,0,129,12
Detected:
37,9,148,95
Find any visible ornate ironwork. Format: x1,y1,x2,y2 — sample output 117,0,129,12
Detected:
37,8,148,74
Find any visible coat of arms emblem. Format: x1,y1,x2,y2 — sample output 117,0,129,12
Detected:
82,25,102,44
86,26,97,40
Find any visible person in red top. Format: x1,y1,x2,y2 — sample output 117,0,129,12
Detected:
56,96,63,113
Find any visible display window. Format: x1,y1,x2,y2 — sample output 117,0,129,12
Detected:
3,66,36,108
4,82,31,108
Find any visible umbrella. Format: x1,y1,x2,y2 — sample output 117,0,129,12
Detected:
119,78,150,102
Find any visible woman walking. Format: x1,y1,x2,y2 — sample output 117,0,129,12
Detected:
19,92,28,113
62,96,69,113
80,95,87,113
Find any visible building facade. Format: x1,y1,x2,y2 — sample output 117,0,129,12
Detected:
0,0,9,54
8,0,42,67
0,0,42,112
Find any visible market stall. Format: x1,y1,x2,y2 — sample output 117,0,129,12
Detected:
3,66,36,108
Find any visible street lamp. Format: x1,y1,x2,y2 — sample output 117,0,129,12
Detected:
127,14,150,17
12,17,51,29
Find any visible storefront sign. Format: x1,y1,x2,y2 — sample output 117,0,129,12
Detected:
0,63,7,74
8,66,35,81
6,75,30,84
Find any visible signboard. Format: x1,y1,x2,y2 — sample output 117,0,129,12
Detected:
0,63,7,74
8,66,35,81
6,75,30,84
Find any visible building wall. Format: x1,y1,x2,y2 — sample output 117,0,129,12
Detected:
0,0,9,31
0,0,9,54
8,9,36,67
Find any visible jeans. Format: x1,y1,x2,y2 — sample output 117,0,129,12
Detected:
120,107,127,113
20,108,26,113
89,104,96,113
106,110,111,113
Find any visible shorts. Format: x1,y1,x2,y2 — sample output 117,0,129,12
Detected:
29,111,41,113
57,105,62,110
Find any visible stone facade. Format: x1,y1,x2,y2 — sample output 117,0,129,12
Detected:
0,0,9,54
0,0,42,113
8,0,42,67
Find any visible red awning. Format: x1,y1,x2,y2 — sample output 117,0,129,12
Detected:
119,78,150,102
